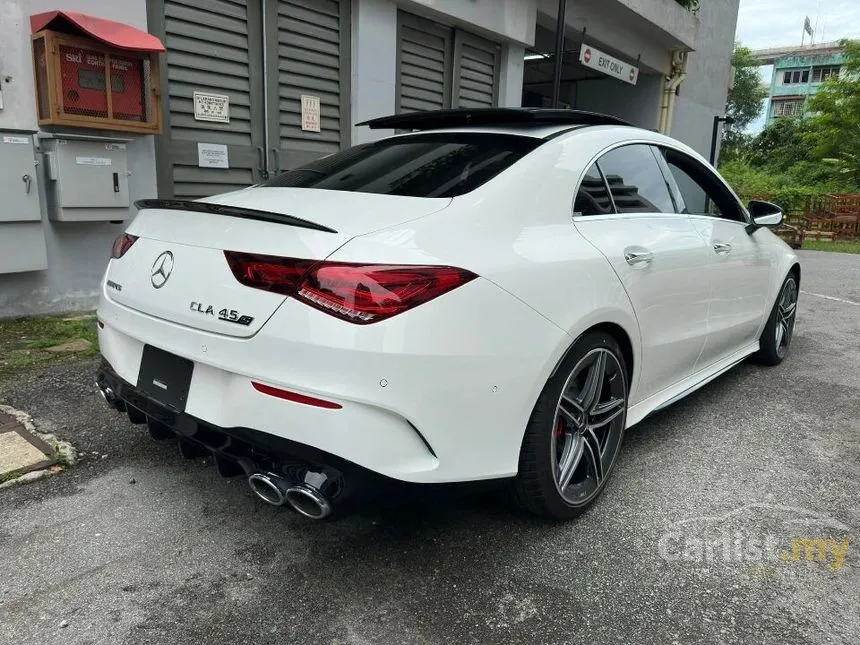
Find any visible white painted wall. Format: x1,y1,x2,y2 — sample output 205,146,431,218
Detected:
671,0,740,159
0,0,157,317
499,43,526,107
402,0,536,46
351,0,397,145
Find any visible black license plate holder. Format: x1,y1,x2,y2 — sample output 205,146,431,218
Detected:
136,345,194,412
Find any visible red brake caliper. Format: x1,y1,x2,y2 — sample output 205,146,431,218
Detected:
555,418,565,438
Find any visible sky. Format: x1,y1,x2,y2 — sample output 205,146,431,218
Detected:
734,0,860,131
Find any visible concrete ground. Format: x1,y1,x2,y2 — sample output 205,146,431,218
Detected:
1,250,858,645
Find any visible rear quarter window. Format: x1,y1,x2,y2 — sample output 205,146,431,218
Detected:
262,133,541,198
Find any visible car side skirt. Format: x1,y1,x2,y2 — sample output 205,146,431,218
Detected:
626,342,759,428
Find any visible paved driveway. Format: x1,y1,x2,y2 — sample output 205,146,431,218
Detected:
1,250,858,645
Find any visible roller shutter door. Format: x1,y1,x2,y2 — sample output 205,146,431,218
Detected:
453,33,500,108
271,0,350,171
397,12,500,113
150,0,350,198
161,0,263,199
396,14,452,113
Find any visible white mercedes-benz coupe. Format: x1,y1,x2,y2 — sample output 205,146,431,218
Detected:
96,108,800,520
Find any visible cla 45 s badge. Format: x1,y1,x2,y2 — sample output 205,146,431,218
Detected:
190,302,255,326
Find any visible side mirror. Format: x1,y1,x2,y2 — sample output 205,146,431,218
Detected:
747,200,783,232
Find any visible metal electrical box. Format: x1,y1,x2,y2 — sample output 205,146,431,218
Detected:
0,130,48,273
41,136,132,222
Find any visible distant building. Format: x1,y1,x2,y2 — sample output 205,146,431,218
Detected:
750,41,846,125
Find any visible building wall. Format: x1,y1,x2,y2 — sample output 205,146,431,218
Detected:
671,0,740,160
0,0,157,317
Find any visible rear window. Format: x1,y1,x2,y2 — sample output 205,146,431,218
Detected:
261,133,541,197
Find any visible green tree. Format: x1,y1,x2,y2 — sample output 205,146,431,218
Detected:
720,44,768,163
725,44,769,130
748,117,814,170
806,39,860,185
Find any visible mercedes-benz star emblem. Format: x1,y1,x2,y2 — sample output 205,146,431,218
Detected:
150,251,174,289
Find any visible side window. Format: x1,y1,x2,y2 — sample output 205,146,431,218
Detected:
661,149,746,223
574,163,614,216
596,145,675,214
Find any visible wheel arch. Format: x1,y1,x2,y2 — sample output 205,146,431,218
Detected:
550,320,636,391
789,261,801,286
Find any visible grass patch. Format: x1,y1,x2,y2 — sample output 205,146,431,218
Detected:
0,312,99,380
802,239,860,254
0,468,24,484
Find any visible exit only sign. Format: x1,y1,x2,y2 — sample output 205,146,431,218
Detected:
579,44,639,85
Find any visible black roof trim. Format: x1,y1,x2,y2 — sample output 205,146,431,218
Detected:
134,199,338,234
357,108,633,132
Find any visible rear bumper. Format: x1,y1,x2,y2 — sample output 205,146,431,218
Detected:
97,276,571,483
96,361,374,484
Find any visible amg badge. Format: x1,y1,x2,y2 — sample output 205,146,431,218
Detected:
190,302,254,326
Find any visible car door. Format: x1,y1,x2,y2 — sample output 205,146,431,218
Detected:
573,144,712,404
658,148,773,370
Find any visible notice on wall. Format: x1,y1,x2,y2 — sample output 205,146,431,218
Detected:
76,156,112,166
2,136,31,145
579,44,639,85
301,94,321,132
193,91,230,123
197,142,229,169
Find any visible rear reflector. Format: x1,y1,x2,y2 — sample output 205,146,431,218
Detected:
251,381,342,409
111,233,138,259
224,251,476,324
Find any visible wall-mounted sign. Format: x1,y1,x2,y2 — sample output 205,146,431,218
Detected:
76,156,112,166
2,136,31,145
197,142,229,169
301,94,321,132
193,91,230,123
579,44,639,85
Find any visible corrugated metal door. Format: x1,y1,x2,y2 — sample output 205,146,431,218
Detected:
396,13,452,113
453,32,500,108
156,0,266,199
266,0,350,175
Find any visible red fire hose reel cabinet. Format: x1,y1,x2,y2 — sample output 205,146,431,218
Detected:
31,11,164,134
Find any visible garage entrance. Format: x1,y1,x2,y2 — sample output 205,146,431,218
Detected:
146,0,350,199
521,24,664,130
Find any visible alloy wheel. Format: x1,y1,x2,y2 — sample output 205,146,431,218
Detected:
551,347,627,505
775,278,798,358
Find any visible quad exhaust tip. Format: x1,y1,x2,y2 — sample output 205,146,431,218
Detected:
285,484,332,520
96,380,125,412
248,472,290,507
247,472,332,519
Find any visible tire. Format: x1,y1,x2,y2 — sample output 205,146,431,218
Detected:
756,273,798,366
512,331,628,520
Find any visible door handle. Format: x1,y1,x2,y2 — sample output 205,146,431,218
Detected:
270,148,281,175
22,174,32,194
255,146,268,180
713,242,732,254
624,248,654,265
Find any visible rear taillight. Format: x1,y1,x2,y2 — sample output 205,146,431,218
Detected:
111,233,138,259
224,251,476,324
223,252,316,296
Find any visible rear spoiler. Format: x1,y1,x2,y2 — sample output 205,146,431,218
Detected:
133,199,338,234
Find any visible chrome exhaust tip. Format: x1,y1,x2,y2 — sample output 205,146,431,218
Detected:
95,380,125,412
248,472,289,506
284,484,332,520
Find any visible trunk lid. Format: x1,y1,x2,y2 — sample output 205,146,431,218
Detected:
105,189,450,338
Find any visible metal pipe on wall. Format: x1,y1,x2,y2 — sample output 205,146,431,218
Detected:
551,0,567,108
